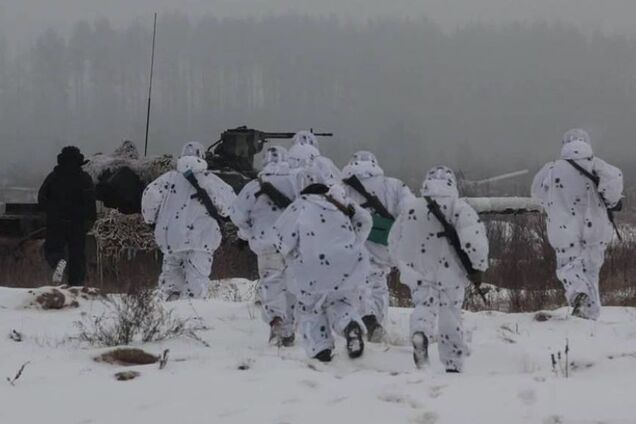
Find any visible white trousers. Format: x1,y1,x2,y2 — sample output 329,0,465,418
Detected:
556,243,605,320
406,276,467,371
159,251,212,299
359,257,390,323
297,290,362,358
256,249,296,337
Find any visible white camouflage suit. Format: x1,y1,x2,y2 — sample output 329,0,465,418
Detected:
389,166,489,371
275,175,372,358
531,129,623,320
341,151,414,324
230,146,300,338
142,142,236,299
290,130,342,186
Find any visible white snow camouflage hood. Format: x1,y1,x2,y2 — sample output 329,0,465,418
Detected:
420,165,459,198
342,151,384,179
288,144,320,170
561,128,593,161
260,146,290,177
292,130,319,148
177,141,208,174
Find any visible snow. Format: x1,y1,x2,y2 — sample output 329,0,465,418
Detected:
2,284,636,424
465,197,543,215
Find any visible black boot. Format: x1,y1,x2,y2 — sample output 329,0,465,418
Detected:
269,317,284,346
345,321,364,359
281,334,295,347
446,368,460,374
362,314,385,343
412,332,429,369
314,349,332,362
571,293,590,319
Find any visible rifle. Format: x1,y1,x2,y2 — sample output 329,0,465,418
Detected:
322,194,356,219
343,175,394,245
256,178,292,209
183,170,224,222
565,160,622,241
424,196,489,305
342,175,393,219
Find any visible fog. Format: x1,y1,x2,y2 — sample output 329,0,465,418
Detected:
1,1,636,189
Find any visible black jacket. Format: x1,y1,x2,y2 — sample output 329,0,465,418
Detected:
38,163,97,231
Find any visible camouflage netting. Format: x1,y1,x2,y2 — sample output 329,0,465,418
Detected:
84,140,175,185
91,210,258,281
91,210,157,261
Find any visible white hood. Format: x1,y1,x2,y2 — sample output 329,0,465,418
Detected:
259,146,290,176
560,129,593,160
177,141,208,173
342,151,384,179
292,130,318,148
420,165,459,198
288,144,319,169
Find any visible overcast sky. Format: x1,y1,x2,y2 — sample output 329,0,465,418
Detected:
3,0,636,46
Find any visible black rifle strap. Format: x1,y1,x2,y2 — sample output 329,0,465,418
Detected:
183,172,223,221
321,194,356,219
566,160,600,187
343,175,393,219
424,195,489,304
256,177,292,209
424,196,475,274
566,159,622,241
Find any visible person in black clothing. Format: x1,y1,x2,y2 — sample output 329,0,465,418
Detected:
38,146,96,285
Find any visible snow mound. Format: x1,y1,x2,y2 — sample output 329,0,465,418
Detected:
84,140,175,185
1,285,102,310
2,287,636,423
208,278,258,303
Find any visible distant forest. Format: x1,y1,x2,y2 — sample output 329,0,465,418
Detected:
1,14,635,187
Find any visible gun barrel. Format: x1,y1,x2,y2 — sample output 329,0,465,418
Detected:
258,132,334,139
258,132,296,139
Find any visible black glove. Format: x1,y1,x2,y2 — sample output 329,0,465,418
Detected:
84,220,96,234
236,239,249,251
610,199,623,212
468,270,485,286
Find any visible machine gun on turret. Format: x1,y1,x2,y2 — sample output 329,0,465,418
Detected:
206,126,333,181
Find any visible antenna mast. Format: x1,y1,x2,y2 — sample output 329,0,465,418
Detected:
144,13,158,156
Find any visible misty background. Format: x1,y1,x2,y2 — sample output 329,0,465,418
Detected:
1,1,636,190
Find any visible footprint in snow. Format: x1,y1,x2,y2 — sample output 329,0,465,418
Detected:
378,392,422,409
410,411,439,424
428,385,446,399
518,388,537,406
299,379,319,389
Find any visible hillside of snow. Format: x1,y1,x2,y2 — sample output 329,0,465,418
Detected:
2,284,636,424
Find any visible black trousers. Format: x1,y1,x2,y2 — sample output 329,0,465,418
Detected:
43,223,87,286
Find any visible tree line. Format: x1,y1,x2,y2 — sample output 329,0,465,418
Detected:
1,14,636,188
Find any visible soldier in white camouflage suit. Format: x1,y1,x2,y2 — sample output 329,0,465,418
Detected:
230,146,300,346
532,129,623,320
142,142,236,300
275,170,372,362
341,151,414,342
389,166,489,372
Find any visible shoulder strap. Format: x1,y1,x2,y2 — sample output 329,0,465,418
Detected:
424,196,475,275
183,170,223,221
565,160,622,241
321,194,355,219
566,159,600,187
256,178,292,209
343,175,393,219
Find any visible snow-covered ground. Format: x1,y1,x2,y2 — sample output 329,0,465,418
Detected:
2,284,636,424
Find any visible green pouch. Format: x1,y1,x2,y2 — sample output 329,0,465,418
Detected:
368,214,394,246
